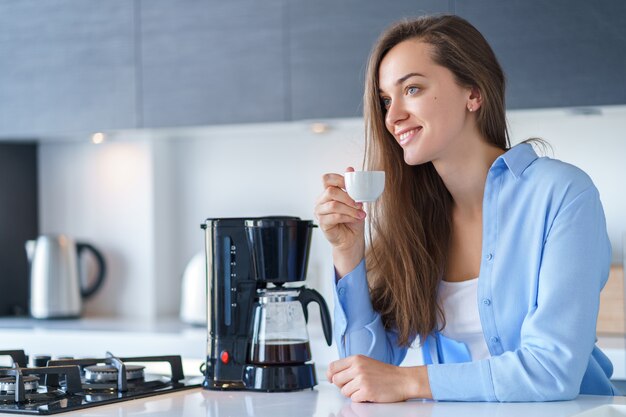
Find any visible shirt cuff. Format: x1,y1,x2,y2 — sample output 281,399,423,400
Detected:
427,360,497,401
333,258,376,333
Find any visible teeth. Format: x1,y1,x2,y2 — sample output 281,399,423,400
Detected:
399,129,416,141
400,130,413,140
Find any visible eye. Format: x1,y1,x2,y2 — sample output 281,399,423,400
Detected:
406,86,420,95
380,97,391,110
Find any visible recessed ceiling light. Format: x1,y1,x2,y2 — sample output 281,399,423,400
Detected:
91,132,105,144
310,122,330,134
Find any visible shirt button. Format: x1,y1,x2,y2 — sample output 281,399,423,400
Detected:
485,253,493,261
338,287,346,297
490,336,500,344
482,298,491,306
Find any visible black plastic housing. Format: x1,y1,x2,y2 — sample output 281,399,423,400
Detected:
245,217,316,283
202,217,322,392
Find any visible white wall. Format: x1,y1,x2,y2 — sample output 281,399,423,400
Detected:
38,138,158,318
38,106,626,323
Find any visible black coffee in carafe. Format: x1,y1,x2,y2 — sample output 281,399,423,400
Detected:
249,339,312,365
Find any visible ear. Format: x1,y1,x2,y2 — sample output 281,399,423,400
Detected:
466,86,483,112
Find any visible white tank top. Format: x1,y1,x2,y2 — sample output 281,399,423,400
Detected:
438,278,491,361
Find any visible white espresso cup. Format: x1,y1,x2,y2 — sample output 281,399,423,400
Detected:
344,171,385,203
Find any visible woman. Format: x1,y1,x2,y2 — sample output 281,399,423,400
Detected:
314,15,615,403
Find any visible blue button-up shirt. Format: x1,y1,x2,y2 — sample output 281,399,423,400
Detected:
333,143,615,401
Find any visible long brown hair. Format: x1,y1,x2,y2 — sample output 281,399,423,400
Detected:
363,15,510,346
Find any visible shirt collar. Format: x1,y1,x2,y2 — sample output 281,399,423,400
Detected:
493,142,538,179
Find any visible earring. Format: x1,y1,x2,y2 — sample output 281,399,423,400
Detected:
468,106,473,112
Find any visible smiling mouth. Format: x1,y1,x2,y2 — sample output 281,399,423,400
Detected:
398,127,422,146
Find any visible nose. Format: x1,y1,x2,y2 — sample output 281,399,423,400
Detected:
385,99,409,127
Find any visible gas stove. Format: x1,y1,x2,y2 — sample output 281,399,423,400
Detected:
0,350,202,415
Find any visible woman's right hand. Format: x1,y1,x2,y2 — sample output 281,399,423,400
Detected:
314,167,366,278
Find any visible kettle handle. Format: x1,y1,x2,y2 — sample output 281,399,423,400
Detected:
76,243,107,299
297,288,333,346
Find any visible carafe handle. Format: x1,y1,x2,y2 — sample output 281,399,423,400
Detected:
76,243,107,299
297,288,333,346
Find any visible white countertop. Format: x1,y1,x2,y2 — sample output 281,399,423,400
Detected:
0,317,207,359
3,318,626,416
1,317,624,378
4,383,620,417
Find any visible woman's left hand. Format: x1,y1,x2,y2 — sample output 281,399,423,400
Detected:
326,355,431,403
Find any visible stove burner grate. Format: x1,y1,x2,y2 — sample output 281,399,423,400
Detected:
84,364,145,383
0,361,82,405
0,375,39,394
0,350,200,415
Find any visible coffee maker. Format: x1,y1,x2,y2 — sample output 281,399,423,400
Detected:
202,217,332,392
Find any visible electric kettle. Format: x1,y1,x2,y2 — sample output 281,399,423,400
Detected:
180,252,207,325
26,235,106,319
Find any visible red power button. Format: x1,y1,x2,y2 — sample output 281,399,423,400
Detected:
220,351,229,364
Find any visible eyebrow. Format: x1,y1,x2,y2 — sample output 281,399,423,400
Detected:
379,72,425,94
397,72,425,84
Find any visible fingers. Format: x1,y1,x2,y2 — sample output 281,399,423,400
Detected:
318,167,358,210
321,166,356,190
327,357,352,380
315,189,364,226
322,172,346,190
350,389,369,403
328,356,363,390
315,168,366,247
317,201,365,225
340,378,361,399
331,366,357,388
331,360,365,401
317,184,358,208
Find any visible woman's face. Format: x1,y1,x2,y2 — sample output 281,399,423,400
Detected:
378,39,474,166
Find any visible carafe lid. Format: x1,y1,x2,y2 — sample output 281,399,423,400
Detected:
257,289,299,303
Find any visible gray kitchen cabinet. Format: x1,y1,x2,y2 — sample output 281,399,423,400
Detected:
0,1,137,137
1,1,625,136
455,0,626,109
139,0,287,127
287,0,449,121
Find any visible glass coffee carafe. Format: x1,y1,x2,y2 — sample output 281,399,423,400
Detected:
249,287,331,365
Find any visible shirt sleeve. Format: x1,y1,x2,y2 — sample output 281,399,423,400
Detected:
427,186,612,401
332,259,408,365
